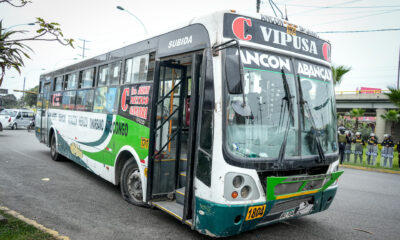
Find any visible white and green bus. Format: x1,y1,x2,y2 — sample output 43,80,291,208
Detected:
35,11,343,237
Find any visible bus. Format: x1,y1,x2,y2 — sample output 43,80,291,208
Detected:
35,10,343,237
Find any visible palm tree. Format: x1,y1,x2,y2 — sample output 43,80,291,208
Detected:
332,65,351,85
349,108,365,131
0,20,31,87
384,87,400,108
380,110,400,136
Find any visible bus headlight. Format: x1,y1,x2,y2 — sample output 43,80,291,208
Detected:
232,175,244,188
224,173,260,201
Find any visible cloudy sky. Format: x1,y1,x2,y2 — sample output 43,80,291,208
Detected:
1,0,399,97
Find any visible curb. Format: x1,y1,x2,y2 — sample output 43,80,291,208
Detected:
340,164,400,175
0,206,70,240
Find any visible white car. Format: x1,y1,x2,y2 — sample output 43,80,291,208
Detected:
0,109,13,131
0,109,35,130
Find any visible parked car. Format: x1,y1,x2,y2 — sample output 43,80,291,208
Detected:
1,109,35,130
0,109,13,131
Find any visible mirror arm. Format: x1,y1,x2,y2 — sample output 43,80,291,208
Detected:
235,40,246,106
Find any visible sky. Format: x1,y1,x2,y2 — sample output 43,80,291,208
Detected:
1,0,399,97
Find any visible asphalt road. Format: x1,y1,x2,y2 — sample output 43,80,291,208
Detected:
0,130,399,240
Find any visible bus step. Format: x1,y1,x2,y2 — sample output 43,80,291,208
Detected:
179,171,186,188
176,187,185,205
179,158,187,172
151,200,192,226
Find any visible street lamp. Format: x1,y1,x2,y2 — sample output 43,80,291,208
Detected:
116,6,148,35
5,22,35,31
22,68,46,105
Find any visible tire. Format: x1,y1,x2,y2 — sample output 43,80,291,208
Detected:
50,133,62,161
120,158,146,207
0,123,3,131
12,123,17,130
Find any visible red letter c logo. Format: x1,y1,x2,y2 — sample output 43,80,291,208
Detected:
121,88,129,112
232,17,252,41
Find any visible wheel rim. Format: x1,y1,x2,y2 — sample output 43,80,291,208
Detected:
127,169,143,201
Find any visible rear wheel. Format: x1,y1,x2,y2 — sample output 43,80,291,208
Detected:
50,133,61,161
120,159,146,206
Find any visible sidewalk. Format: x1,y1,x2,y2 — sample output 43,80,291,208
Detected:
340,164,400,175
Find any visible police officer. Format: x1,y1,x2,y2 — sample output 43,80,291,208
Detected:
344,131,352,162
381,134,394,168
338,127,347,164
366,133,378,165
353,132,364,164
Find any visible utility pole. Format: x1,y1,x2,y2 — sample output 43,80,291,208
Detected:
257,0,261,13
78,38,91,59
397,46,400,89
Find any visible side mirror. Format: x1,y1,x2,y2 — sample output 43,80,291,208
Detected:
225,47,244,94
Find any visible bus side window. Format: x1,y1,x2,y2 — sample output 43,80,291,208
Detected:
124,54,149,84
109,61,121,86
66,72,78,89
80,68,95,88
98,65,109,87
76,89,95,111
62,91,76,110
93,87,119,114
54,76,63,91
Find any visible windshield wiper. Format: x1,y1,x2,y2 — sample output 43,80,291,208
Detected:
277,69,294,168
296,74,326,163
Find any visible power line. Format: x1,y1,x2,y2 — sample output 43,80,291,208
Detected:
280,3,400,9
288,0,363,16
312,9,400,27
317,28,400,34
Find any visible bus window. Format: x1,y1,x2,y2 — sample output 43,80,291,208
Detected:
81,68,95,88
93,87,119,114
51,92,62,109
98,65,109,86
124,54,149,84
62,91,76,110
109,61,121,85
54,76,63,91
66,72,78,89
76,89,94,111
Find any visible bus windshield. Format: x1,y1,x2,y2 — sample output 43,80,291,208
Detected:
225,48,337,160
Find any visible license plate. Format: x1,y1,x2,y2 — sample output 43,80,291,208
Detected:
245,205,266,221
280,208,297,220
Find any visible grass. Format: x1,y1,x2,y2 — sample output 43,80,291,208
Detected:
0,209,56,240
341,147,400,171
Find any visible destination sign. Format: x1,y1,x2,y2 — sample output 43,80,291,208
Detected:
223,13,331,62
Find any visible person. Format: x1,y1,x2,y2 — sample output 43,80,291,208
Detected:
337,127,346,164
381,134,394,168
344,131,352,162
353,132,364,164
366,133,378,166
398,141,400,164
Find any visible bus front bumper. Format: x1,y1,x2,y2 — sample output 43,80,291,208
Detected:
194,186,338,237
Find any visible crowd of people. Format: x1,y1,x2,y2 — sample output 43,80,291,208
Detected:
338,127,399,168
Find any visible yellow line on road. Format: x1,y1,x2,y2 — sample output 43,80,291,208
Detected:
0,206,70,240
340,164,400,175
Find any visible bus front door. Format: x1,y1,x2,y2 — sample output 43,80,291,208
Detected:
41,82,51,144
149,61,187,197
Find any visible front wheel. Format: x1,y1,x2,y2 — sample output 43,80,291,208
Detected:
120,159,146,207
11,123,17,130
50,134,62,161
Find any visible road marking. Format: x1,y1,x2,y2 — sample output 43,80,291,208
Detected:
0,206,70,240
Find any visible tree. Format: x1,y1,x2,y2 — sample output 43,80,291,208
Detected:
384,87,400,108
23,85,38,107
380,110,400,136
0,93,17,108
0,0,74,87
349,108,365,131
332,65,351,85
